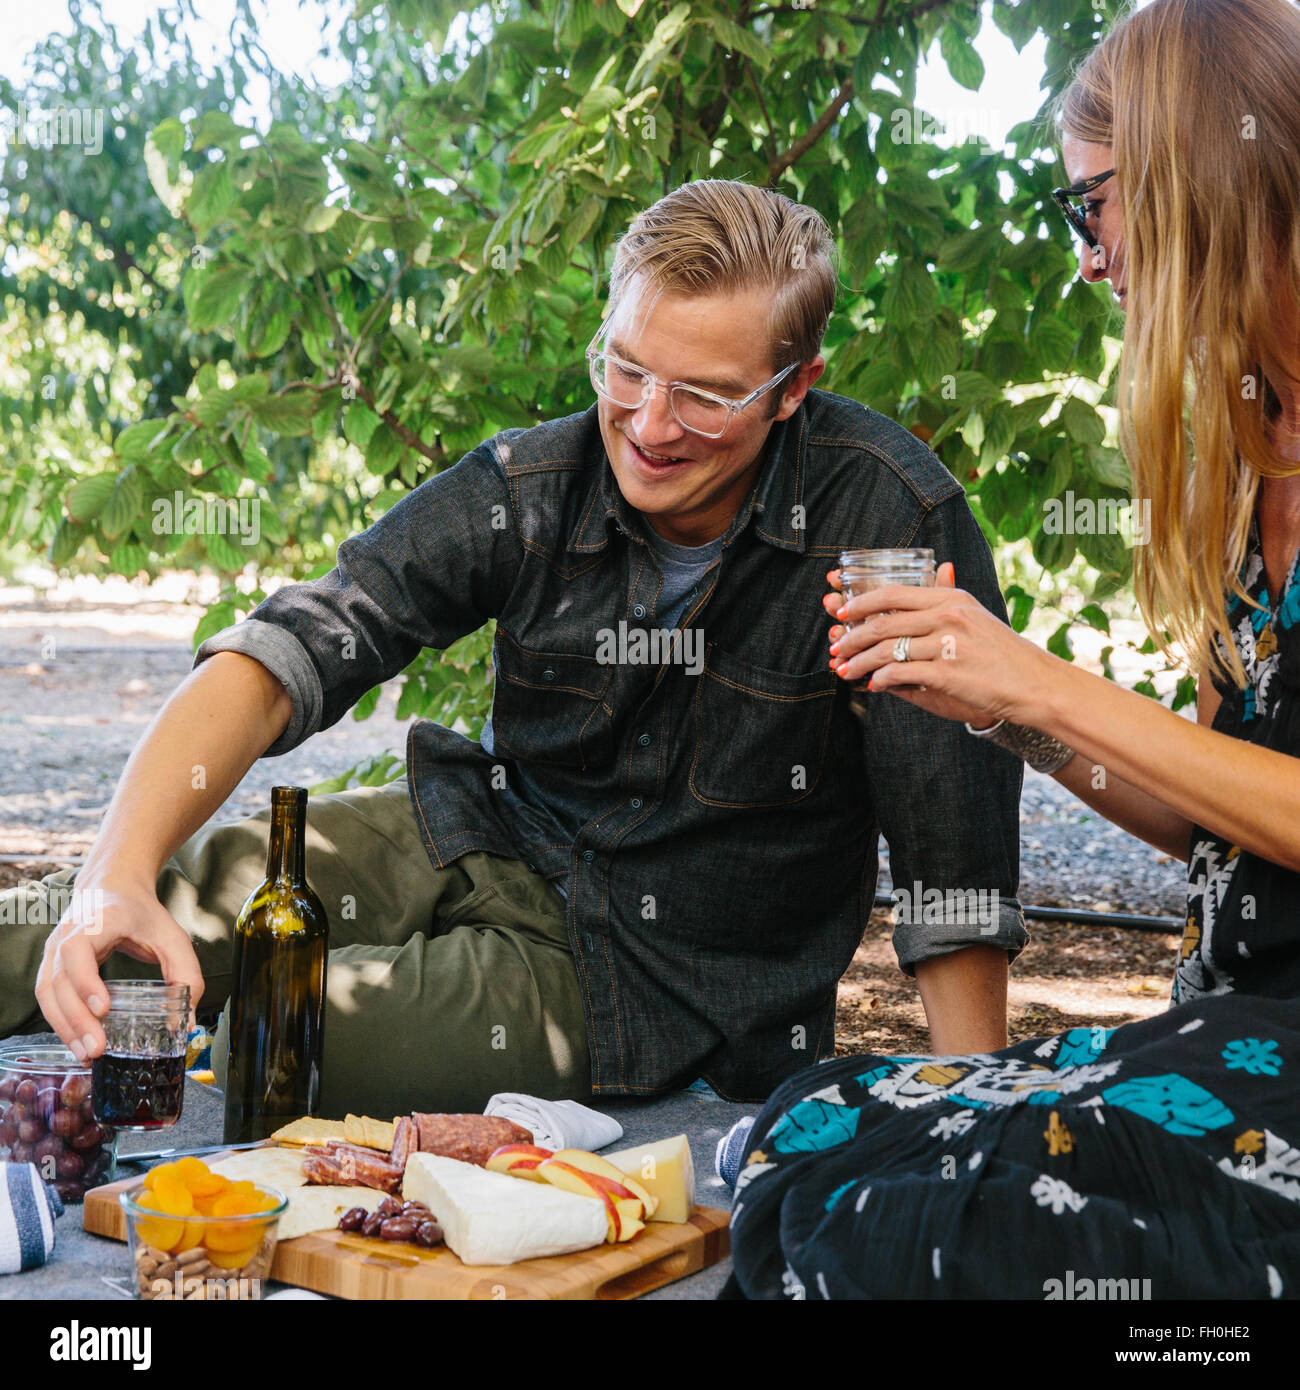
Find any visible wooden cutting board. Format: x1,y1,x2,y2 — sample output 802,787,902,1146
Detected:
83,1156,731,1300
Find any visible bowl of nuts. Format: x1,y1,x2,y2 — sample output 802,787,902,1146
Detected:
120,1156,287,1300
0,1045,118,1202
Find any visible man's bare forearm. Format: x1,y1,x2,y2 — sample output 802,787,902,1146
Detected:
80,652,293,889
915,944,1009,1054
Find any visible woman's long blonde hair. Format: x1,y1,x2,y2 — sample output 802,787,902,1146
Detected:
1055,0,1300,688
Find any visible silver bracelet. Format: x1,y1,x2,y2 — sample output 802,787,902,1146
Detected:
964,718,1075,775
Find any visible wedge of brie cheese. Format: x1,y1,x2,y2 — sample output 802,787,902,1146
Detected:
403,1153,607,1265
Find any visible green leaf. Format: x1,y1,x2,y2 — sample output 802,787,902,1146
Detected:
205,529,249,573
187,160,236,239
1061,396,1106,445
708,15,772,68
190,266,253,333
1046,621,1075,661
574,85,623,126
1004,583,1034,633
65,475,116,523
100,468,143,540
1077,603,1111,634
249,392,318,436
116,420,171,461
345,403,382,449
108,541,150,577
302,202,343,233
49,519,82,566
193,601,238,648
939,24,985,91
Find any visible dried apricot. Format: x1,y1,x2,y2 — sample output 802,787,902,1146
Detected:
207,1241,262,1270
172,1156,211,1190
150,1178,195,1218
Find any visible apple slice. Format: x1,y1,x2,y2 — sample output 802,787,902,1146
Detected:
546,1148,659,1218
485,1144,553,1181
537,1161,649,1242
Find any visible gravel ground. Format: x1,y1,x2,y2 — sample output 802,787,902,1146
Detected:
0,573,1188,1050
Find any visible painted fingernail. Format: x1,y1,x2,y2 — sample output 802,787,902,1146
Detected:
867,678,875,691
829,641,840,654
81,1033,97,1058
69,1038,85,1062
835,606,848,619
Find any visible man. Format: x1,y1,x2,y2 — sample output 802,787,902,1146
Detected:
2,179,1026,1114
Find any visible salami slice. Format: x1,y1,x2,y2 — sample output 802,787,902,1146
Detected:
412,1113,533,1166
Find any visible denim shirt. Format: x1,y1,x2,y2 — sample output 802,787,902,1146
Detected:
196,389,1027,1102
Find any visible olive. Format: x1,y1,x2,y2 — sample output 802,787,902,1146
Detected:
376,1196,401,1218
18,1116,44,1144
415,1220,443,1248
60,1073,92,1109
0,1077,18,1102
14,1079,37,1107
34,1088,60,1124
10,1141,34,1164
379,1216,418,1242
0,1114,18,1146
360,1211,384,1238
337,1207,367,1233
53,1178,85,1202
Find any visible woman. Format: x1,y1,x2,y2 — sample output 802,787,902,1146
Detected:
723,0,1300,1299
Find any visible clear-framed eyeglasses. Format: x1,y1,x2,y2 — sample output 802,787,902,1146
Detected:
585,316,799,439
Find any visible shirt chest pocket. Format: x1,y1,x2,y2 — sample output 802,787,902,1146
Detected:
689,643,837,808
491,627,615,772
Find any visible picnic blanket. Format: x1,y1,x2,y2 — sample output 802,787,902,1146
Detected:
721,994,1300,1299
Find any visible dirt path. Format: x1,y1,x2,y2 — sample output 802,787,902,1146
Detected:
0,572,1185,1055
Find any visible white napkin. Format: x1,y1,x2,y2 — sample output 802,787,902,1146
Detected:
483,1093,623,1152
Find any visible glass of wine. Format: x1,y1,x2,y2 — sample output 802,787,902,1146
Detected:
91,981,191,1131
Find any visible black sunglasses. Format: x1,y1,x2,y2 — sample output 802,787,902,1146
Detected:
1052,168,1116,251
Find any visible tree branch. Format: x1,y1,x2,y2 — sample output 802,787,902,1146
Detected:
767,77,855,184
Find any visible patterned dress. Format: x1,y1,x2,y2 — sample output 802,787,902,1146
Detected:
723,517,1300,1300
1179,514,1300,1001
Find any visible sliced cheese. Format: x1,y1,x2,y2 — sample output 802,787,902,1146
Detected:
403,1153,607,1265
211,1147,310,1191
277,1185,388,1242
603,1134,695,1224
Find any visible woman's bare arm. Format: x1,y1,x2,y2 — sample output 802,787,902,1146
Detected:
1046,665,1222,862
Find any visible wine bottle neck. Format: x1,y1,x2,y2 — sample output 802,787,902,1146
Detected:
266,795,306,882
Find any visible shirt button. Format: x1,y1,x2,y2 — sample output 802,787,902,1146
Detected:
630,798,642,809
638,733,651,747
542,667,557,682
583,850,595,863
632,604,647,619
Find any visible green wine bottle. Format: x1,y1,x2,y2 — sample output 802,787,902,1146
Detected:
222,786,328,1143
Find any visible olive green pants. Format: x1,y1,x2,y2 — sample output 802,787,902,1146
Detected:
0,779,592,1116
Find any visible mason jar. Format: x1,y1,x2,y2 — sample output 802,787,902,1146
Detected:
90,980,191,1133
838,548,936,626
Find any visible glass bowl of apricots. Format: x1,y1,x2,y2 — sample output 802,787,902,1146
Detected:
119,1156,287,1300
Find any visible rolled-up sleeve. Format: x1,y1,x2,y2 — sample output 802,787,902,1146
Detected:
858,490,1029,974
194,440,521,757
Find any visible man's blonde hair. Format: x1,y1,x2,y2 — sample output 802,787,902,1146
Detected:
608,179,838,405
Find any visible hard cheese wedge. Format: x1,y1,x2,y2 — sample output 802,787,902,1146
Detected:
602,1135,695,1224
403,1153,607,1265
